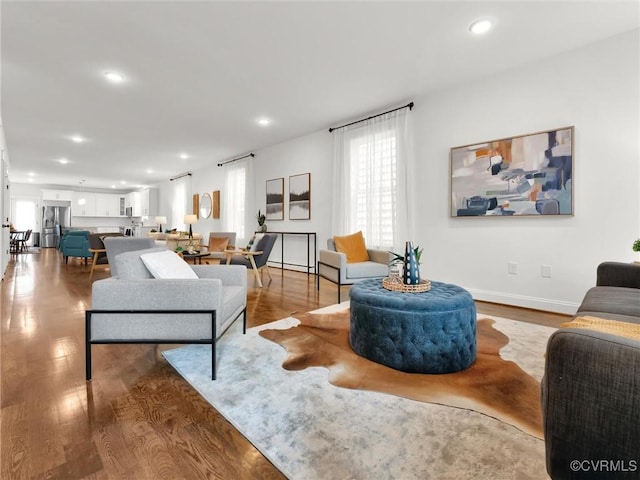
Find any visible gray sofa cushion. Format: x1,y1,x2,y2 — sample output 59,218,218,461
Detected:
346,261,389,279
577,286,640,319
114,247,166,280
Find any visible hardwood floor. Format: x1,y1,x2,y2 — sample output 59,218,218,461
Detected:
1,249,570,479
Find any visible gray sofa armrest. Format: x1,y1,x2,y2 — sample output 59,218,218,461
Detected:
318,249,347,284
191,264,247,287
90,278,222,342
92,278,221,310
542,328,640,479
596,261,640,289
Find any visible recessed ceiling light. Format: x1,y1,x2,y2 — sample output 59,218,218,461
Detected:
28,172,35,176
469,19,493,35
28,178,34,182
179,153,189,159
120,180,127,185
257,118,271,126
104,71,125,83
70,135,85,143
111,185,116,189
58,158,69,164
146,168,153,174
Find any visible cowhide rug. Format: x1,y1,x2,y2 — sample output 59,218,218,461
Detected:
260,307,544,439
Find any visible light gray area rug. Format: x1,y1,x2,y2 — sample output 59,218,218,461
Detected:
163,304,554,480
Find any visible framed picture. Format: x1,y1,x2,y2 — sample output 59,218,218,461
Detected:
450,126,574,217
289,173,311,220
266,177,284,220
192,194,199,218
212,190,220,219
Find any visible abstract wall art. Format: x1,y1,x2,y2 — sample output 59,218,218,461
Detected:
289,173,311,220
450,127,574,217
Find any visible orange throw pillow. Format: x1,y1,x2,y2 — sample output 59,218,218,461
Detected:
208,237,229,252
334,231,369,263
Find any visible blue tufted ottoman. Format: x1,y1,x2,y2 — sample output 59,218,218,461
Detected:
349,278,477,374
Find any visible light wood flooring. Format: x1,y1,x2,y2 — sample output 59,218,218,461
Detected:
1,248,570,479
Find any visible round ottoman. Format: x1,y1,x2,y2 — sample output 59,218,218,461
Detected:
349,278,476,374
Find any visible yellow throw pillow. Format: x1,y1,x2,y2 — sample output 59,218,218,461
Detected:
208,237,229,252
334,231,369,263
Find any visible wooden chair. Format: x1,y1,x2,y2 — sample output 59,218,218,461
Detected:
228,233,277,285
203,232,237,264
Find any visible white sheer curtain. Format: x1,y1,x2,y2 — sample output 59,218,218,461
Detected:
331,108,412,250
169,175,190,230
223,157,254,245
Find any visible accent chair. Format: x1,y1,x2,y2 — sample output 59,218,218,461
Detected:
86,237,248,380
204,232,237,263
317,232,390,302
228,233,277,286
60,230,92,264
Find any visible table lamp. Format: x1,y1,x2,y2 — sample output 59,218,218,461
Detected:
184,214,197,238
155,215,167,232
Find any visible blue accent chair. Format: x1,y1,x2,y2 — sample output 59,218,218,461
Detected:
60,230,92,264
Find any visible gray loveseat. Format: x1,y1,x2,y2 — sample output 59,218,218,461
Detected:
86,238,247,380
542,262,640,479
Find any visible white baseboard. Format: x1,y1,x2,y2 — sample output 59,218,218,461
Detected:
467,288,579,315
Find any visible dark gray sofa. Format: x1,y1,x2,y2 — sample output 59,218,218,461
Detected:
542,262,640,479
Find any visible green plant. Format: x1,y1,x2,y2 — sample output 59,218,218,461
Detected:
633,239,640,252
175,245,184,253
389,246,423,266
256,209,266,226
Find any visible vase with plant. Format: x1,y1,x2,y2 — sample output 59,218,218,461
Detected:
633,238,640,263
257,209,267,233
389,243,423,285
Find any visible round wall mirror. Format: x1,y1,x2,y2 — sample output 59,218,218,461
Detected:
200,192,212,219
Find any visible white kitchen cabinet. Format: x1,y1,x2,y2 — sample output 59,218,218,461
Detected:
140,188,158,217
126,191,142,217
118,196,126,216
72,192,97,216
95,194,120,217
42,189,73,201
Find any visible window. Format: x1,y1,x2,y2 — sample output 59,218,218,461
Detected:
170,177,188,230
332,109,411,250
223,160,249,241
349,129,397,248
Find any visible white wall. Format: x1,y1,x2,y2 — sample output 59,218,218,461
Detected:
165,29,639,313
253,131,333,269
412,29,639,313
181,131,332,270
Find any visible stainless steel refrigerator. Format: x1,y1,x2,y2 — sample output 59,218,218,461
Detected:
42,205,70,248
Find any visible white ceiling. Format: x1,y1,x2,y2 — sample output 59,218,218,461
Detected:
2,1,638,190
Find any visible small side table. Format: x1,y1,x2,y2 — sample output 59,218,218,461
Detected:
224,249,264,287
182,251,211,265
88,248,107,281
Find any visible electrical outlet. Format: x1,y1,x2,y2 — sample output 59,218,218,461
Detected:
508,262,518,275
541,265,552,278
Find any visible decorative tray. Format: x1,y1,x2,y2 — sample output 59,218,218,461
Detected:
382,277,431,293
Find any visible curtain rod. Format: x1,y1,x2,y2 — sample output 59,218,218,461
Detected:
169,172,192,181
328,101,414,133
217,152,255,167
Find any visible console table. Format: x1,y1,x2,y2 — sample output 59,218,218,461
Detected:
260,231,317,275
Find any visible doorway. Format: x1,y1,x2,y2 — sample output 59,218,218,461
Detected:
11,198,39,247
